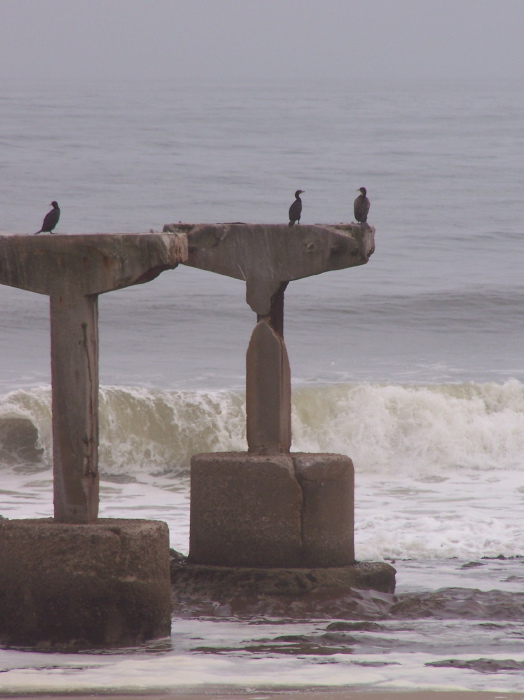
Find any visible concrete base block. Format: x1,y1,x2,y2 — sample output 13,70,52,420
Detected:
189,451,355,568
0,519,172,651
170,560,396,617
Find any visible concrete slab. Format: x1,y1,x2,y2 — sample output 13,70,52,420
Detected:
0,232,188,296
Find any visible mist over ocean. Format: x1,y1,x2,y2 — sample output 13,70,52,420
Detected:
1,78,524,693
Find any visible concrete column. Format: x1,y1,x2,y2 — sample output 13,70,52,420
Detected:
246,282,291,454
188,451,355,568
50,292,99,523
246,319,291,454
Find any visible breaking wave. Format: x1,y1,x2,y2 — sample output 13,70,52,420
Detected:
1,379,524,476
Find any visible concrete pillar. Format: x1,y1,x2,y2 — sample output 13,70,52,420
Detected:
173,223,377,572
246,281,291,454
50,293,99,523
246,319,291,454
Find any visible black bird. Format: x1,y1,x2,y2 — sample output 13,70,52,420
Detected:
35,201,60,234
288,190,304,227
354,187,370,224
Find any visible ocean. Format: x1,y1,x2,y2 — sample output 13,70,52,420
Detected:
0,77,524,694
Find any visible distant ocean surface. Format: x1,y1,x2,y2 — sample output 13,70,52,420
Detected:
1,78,524,694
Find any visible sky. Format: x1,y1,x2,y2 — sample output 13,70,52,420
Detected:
1,0,524,87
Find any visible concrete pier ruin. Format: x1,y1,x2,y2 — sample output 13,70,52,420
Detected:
164,223,394,595
0,233,187,649
0,223,394,650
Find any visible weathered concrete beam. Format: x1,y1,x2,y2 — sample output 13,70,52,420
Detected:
0,233,188,523
0,233,187,296
164,223,375,316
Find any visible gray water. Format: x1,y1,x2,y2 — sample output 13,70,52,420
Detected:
1,78,524,693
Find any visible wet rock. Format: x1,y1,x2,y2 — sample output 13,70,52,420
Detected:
390,587,524,621
426,657,524,673
320,631,358,645
326,620,384,632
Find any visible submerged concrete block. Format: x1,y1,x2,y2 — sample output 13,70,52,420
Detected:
189,452,303,567
171,562,397,611
0,519,171,650
292,453,355,566
189,451,355,568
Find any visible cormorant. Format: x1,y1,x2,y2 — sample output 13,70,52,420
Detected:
354,187,370,224
35,201,60,234
288,190,304,227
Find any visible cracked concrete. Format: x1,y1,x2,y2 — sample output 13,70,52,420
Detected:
189,452,354,568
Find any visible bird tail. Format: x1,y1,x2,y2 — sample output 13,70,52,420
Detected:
34,230,42,235
288,221,294,227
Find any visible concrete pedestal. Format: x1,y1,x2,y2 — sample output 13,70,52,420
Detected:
189,452,354,568
0,519,171,651
171,560,396,610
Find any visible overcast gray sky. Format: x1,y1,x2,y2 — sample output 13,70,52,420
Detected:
1,0,524,86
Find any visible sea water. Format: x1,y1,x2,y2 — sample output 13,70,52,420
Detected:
0,78,524,693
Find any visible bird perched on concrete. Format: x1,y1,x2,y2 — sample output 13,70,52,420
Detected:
354,187,370,224
35,201,60,234
288,190,304,227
